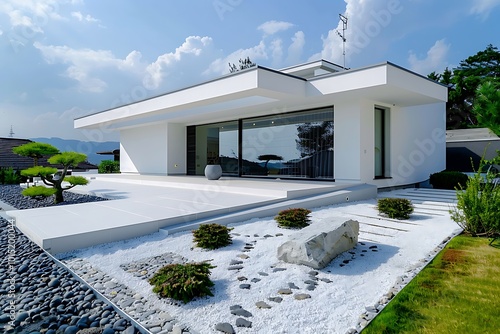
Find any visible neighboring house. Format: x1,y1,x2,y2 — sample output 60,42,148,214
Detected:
446,128,500,172
0,137,97,171
75,60,448,188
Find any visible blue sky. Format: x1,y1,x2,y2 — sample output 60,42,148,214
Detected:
1,0,499,142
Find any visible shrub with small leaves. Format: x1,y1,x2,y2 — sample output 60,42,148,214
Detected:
22,186,57,199
377,198,414,220
192,223,233,250
275,208,312,229
149,262,215,303
430,171,468,190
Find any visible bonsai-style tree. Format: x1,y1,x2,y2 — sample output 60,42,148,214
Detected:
228,57,256,73
258,154,284,171
12,142,60,166
17,147,89,204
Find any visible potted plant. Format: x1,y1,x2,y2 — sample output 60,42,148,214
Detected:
204,155,222,180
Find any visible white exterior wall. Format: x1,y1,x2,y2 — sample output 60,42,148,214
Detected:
334,102,362,182
120,123,168,174
373,102,446,187
166,123,186,175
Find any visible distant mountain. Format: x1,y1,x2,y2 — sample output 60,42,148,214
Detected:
30,137,119,165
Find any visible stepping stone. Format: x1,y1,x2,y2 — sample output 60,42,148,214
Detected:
258,272,269,276
228,266,244,270
320,278,333,283
263,234,273,238
230,308,252,318
230,305,242,310
340,264,345,267
372,249,378,252
245,235,251,237
308,270,319,276
362,250,367,252
360,254,365,257
239,284,251,290
349,251,356,255
232,233,241,236
275,233,284,237
288,282,299,289
238,254,250,259
215,322,235,333
230,260,243,265
278,288,292,295
254,234,259,237
268,297,283,303
235,318,252,328
255,301,272,309
304,280,318,285
251,278,261,283
306,284,316,291
244,246,254,250
343,260,350,264
237,276,247,281
273,268,286,273
294,294,311,300
369,245,377,249
360,242,366,245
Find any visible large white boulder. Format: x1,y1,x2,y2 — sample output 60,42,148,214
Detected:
277,218,360,269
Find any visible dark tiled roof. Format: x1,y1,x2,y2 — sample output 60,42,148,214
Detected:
0,137,97,170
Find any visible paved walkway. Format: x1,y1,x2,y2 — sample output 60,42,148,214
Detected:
6,174,376,254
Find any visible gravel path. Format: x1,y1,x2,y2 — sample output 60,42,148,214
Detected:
0,185,139,334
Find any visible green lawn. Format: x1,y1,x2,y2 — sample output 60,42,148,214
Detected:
362,235,500,334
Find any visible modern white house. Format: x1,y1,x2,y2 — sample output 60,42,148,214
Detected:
75,59,448,188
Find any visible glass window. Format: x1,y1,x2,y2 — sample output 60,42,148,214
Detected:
242,108,334,178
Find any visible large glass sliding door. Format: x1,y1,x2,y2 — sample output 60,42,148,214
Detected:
191,121,239,176
187,107,334,179
241,108,334,178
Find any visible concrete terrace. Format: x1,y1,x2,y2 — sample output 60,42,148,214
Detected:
6,174,377,254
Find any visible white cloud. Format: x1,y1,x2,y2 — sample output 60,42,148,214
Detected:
408,39,450,75
470,0,500,19
33,42,145,92
71,11,99,23
258,20,294,35
286,31,305,65
312,0,404,66
204,41,268,76
270,39,283,66
0,0,64,33
144,36,214,89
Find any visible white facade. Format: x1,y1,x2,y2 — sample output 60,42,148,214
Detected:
75,60,448,188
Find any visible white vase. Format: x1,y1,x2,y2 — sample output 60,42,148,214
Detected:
204,165,222,180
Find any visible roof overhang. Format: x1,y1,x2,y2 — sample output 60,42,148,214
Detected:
75,62,448,131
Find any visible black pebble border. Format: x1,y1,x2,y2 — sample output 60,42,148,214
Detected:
0,185,139,334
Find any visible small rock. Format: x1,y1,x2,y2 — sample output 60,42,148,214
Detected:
258,272,269,276
237,276,248,281
235,318,252,328
251,278,261,283
275,233,284,237
288,282,299,289
237,254,250,259
228,265,244,271
294,294,311,300
239,284,251,290
278,288,292,295
230,308,252,318
268,297,283,303
263,234,273,238
308,270,319,276
48,278,60,288
273,268,286,272
255,301,272,309
215,322,235,333
320,278,333,283
230,260,243,265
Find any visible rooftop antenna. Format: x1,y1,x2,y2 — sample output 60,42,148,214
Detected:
9,125,15,138
336,14,348,69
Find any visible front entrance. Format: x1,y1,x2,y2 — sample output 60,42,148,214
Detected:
187,107,334,180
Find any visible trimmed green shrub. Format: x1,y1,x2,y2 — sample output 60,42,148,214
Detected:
192,223,233,250
377,198,414,220
0,167,21,184
275,208,312,229
429,171,468,190
149,262,215,303
98,160,120,174
451,160,500,240
22,186,57,199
